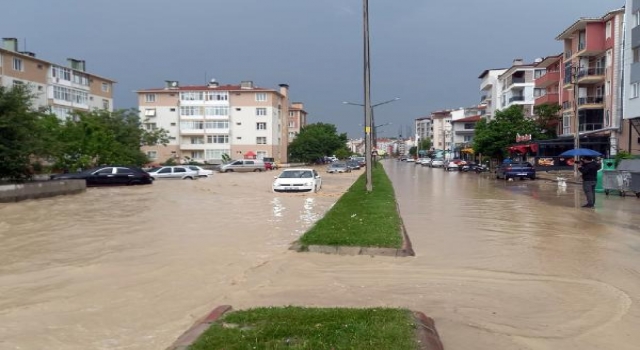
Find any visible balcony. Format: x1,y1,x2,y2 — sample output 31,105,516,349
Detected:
506,77,526,87
180,143,206,151
180,128,206,135
564,50,572,59
577,96,604,109
535,71,560,88
574,40,605,57
562,101,573,111
509,95,525,103
534,93,559,105
576,67,605,84
579,122,604,132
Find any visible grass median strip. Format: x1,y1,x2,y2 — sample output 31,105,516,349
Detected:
189,306,418,349
300,162,403,248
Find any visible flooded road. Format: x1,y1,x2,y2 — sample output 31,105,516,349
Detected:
1,161,639,349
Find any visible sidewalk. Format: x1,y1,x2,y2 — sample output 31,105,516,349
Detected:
535,170,581,184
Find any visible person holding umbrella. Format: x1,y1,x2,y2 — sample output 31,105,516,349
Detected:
578,156,599,208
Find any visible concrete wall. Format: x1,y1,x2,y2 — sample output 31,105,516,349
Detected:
0,180,86,203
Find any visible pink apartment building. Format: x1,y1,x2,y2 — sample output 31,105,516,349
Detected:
137,80,292,164
287,102,308,141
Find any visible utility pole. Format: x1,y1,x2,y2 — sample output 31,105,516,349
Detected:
572,65,581,178
363,0,373,192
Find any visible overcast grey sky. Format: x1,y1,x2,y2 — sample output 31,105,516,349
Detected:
1,0,620,138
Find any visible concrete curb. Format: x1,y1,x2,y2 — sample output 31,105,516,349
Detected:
166,305,233,350
167,306,443,349
414,311,445,350
290,199,415,257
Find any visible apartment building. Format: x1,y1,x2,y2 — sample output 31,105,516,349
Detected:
533,54,563,109
478,68,506,120
288,102,307,141
137,80,291,164
497,59,537,117
414,116,432,142
556,8,627,156
623,1,640,155
0,38,115,118
430,110,452,152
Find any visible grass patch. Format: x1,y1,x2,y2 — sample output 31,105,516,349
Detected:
300,162,403,248
190,306,418,350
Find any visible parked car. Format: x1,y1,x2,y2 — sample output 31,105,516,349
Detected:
50,166,153,186
219,159,266,172
353,157,366,167
346,160,361,170
327,162,351,173
272,168,322,193
496,162,536,180
263,157,278,170
147,166,198,180
430,158,445,168
420,158,432,166
186,165,214,177
444,161,459,171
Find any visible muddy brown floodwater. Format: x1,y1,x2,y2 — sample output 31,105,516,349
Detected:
1,160,640,350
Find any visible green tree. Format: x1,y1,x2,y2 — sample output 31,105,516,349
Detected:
408,146,417,157
419,138,432,151
0,85,46,181
533,103,562,139
47,109,169,170
288,123,348,163
473,106,541,159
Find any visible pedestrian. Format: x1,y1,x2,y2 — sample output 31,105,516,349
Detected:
578,156,599,208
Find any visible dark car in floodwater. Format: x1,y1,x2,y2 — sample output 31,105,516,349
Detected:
496,162,536,180
50,166,153,186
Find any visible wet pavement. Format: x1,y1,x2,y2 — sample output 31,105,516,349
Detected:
0,161,639,349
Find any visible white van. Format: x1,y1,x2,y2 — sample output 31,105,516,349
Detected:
219,159,266,173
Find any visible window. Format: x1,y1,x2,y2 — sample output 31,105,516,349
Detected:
288,121,295,128
144,108,156,117
463,123,475,130
256,122,267,130
255,93,267,101
52,66,71,80
256,108,267,116
632,82,640,99
634,48,640,63
146,151,157,160
101,82,110,92
463,135,473,142
207,135,229,144
533,88,545,97
256,151,267,160
205,91,228,101
170,123,176,126
72,73,89,86
12,58,23,71
205,106,229,116
190,137,204,144
606,21,612,39
179,91,203,101
170,108,176,112
180,121,204,130
636,11,640,27
145,94,156,103
256,136,267,144
180,106,202,116
144,122,157,130
562,113,571,134
102,99,110,109
205,149,230,160
205,121,229,129
605,81,610,96
53,86,88,104
534,69,545,79
12,80,23,87
51,106,72,119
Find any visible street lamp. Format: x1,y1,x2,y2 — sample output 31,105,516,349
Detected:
362,0,373,191
343,98,400,148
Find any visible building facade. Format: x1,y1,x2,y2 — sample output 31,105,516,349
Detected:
287,102,307,141
414,116,432,143
137,80,291,164
556,8,628,156
430,110,452,152
0,37,115,119
479,68,506,120
497,59,537,117
623,1,640,155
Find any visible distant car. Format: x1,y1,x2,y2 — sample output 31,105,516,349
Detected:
50,166,153,186
346,160,361,170
147,166,198,180
327,162,351,173
406,158,415,163
496,162,536,180
444,161,459,171
272,168,322,193
186,165,214,177
263,157,278,170
419,158,432,166
353,157,366,166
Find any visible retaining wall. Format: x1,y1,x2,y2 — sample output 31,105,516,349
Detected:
0,180,86,203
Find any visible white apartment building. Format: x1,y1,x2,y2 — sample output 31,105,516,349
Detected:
415,116,433,142
0,37,115,119
137,80,291,164
430,110,453,152
497,59,538,117
478,68,506,120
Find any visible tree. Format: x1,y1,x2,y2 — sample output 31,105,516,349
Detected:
408,146,417,157
46,109,169,170
473,106,541,160
288,123,348,163
0,85,46,181
419,138,432,151
533,103,562,139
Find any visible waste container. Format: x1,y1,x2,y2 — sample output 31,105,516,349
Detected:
602,170,626,196
617,159,640,197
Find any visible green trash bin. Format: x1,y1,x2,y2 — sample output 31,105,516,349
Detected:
596,159,615,193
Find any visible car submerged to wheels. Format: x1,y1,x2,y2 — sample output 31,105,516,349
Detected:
272,168,322,193
50,166,153,186
496,162,536,180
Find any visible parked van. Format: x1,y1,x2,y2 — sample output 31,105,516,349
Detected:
219,159,266,173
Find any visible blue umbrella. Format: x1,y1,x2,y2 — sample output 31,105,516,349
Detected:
558,148,603,157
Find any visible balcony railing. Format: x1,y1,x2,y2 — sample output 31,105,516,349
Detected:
508,77,526,86
480,95,487,102
577,67,605,79
509,95,525,103
534,70,560,87
577,96,604,105
564,50,572,58
535,93,559,105
562,101,572,110
579,123,603,132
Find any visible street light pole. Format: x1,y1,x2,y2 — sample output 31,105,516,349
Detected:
572,65,581,178
344,97,400,150
363,0,373,192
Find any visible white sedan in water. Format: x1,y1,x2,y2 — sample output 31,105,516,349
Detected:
272,168,322,193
